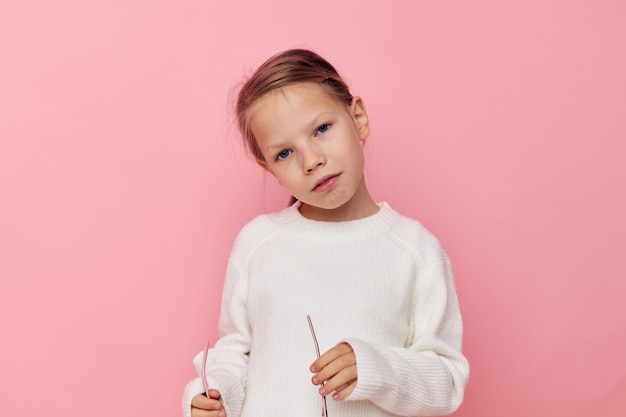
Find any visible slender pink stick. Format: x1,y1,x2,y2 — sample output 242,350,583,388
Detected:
201,340,211,395
307,315,328,417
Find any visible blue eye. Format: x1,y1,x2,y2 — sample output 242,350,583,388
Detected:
316,124,330,135
275,149,292,161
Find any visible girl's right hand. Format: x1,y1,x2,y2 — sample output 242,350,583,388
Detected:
191,390,226,417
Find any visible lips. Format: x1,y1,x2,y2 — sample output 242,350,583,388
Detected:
312,173,341,192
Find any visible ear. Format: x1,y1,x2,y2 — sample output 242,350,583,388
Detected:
350,96,370,141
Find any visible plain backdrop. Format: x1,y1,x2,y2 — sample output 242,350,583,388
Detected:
1,1,625,416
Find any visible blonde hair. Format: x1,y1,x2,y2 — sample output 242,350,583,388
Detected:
236,49,354,163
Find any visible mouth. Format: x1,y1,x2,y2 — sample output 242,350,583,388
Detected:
312,173,341,192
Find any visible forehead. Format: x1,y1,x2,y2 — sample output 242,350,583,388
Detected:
249,82,345,125
247,83,348,151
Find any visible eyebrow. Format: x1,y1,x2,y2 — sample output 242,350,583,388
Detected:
263,112,335,155
264,140,290,155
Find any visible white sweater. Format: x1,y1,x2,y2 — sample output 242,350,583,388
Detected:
183,202,469,417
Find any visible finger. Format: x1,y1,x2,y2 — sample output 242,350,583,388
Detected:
319,364,357,396
310,342,353,372
191,393,223,411
313,350,356,385
191,394,212,409
331,377,357,401
191,408,226,417
207,389,222,400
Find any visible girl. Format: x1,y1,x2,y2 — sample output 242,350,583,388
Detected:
183,49,469,417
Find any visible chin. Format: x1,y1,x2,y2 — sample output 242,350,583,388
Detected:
299,190,356,211
306,199,352,211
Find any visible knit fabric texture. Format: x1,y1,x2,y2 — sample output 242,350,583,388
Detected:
183,202,469,417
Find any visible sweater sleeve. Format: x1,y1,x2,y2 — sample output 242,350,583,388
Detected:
182,258,251,417
344,256,469,416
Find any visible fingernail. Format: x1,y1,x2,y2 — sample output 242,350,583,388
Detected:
319,386,326,395
333,393,340,400
217,412,224,417
312,376,319,385
310,365,317,372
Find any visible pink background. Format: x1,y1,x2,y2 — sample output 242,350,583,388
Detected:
1,1,625,416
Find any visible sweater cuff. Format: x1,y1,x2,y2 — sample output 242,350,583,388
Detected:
206,369,244,417
182,374,241,417
182,378,205,417
341,337,388,402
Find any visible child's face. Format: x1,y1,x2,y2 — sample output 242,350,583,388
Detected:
249,82,371,218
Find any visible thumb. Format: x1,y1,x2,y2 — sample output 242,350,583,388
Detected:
207,389,222,400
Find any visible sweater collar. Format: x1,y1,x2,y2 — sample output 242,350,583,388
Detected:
270,201,400,237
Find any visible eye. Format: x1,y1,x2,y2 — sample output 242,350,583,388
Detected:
316,123,331,135
275,149,292,161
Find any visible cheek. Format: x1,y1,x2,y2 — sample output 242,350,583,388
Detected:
271,171,284,187
270,166,294,188
347,142,366,166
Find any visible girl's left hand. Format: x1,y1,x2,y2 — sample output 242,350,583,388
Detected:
310,342,357,400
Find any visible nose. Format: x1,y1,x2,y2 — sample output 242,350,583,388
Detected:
301,145,325,174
